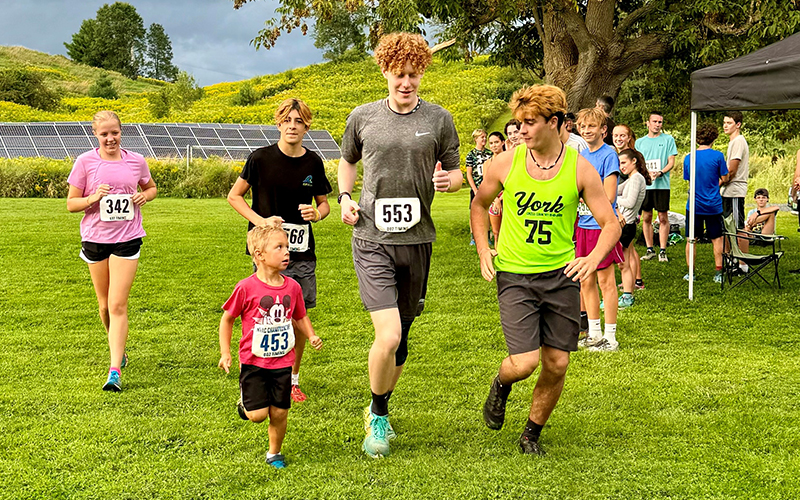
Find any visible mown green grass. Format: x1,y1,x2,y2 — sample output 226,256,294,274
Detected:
1,193,800,499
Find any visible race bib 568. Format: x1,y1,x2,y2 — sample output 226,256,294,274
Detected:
282,223,309,253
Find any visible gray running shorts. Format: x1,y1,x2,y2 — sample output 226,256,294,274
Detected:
352,237,431,321
252,259,317,309
496,268,580,354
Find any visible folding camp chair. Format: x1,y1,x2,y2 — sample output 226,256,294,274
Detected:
720,214,785,290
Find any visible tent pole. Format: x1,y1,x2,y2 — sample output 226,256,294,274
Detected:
689,111,697,300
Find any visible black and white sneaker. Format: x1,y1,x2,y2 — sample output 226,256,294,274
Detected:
483,376,510,430
519,435,545,456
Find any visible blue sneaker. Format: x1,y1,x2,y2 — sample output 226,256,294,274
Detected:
618,295,634,309
713,271,723,284
599,300,604,310
364,406,396,440
102,370,122,392
363,414,391,458
266,453,287,469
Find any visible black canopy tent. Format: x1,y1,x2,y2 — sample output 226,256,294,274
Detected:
686,31,800,298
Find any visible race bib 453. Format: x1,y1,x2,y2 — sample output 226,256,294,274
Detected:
251,322,296,358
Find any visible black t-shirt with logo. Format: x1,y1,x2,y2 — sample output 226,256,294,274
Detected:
240,144,332,260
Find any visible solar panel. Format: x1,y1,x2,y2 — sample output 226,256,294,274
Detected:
0,122,341,161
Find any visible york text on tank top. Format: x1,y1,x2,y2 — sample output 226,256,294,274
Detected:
495,145,580,274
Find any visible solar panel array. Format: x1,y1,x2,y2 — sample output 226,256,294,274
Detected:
0,122,341,161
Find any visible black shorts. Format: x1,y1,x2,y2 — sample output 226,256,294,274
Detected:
80,238,142,264
239,364,292,411
686,211,723,240
722,197,745,229
641,190,670,213
352,238,431,322
620,223,637,248
496,268,581,354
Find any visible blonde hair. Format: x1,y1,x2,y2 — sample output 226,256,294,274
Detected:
576,107,607,128
374,32,432,74
472,129,487,140
91,110,121,132
246,222,287,264
274,98,312,127
510,85,567,123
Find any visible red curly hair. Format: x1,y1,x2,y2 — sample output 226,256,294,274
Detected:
374,32,432,74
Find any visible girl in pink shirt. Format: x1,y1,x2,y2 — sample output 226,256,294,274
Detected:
66,111,157,392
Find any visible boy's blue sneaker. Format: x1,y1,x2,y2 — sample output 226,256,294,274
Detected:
363,406,396,440
363,414,391,458
713,271,724,284
266,453,287,469
618,295,634,309
102,370,122,392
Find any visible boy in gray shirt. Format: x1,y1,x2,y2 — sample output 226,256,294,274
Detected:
337,32,462,459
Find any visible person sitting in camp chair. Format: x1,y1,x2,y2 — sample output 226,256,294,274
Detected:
738,188,779,252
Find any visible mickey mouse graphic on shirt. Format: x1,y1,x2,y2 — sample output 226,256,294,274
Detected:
251,293,296,358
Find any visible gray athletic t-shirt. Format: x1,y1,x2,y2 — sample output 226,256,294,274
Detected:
341,98,461,244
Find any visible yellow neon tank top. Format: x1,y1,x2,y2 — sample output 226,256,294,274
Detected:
495,144,579,274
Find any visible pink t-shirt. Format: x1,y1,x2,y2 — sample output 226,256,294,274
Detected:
67,148,151,244
222,274,307,370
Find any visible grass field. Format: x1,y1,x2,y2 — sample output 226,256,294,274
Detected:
2,192,800,499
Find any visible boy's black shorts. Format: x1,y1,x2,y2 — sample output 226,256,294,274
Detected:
239,364,292,411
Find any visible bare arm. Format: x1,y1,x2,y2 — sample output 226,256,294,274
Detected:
218,311,236,373
227,177,273,227
603,173,618,204
564,157,622,281
470,153,511,281
67,184,110,213
723,158,741,185
337,158,361,225
661,154,676,174
298,194,331,223
132,178,157,207
293,315,322,350
466,167,478,193
794,149,800,189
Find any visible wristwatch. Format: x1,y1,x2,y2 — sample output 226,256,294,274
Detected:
757,210,761,215
337,191,351,204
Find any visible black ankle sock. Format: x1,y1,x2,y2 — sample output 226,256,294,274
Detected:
385,390,393,403
523,419,544,441
635,279,643,286
371,391,389,416
496,376,512,398
580,311,588,331
647,246,654,252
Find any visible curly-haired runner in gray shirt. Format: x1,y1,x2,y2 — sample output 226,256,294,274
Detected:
337,32,462,459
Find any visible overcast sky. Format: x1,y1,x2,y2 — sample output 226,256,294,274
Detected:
0,0,326,87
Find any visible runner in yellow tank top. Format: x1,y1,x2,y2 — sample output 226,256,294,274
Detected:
470,84,621,456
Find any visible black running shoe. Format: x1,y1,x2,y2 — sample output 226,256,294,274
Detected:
236,398,248,421
519,435,545,456
483,376,510,430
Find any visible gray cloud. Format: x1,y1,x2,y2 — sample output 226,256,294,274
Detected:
0,0,325,86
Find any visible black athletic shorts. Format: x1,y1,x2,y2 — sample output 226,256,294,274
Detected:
239,364,292,411
686,211,723,240
722,197,745,230
352,237,431,322
641,189,670,213
496,268,581,354
80,238,142,264
620,223,637,248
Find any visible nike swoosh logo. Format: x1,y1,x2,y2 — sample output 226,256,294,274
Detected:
415,131,430,137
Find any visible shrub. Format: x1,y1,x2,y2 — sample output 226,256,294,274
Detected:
147,87,171,118
0,68,60,111
88,74,119,100
231,82,263,106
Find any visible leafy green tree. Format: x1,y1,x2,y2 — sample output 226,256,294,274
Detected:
147,87,171,118
0,68,60,111
144,23,179,81
65,2,146,78
233,0,800,110
88,74,119,100
312,2,370,61
169,71,204,110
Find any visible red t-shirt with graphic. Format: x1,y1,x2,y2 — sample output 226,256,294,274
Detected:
222,274,307,369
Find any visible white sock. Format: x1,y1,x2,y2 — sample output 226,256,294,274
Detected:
588,319,602,340
291,373,299,386
267,452,277,459
740,263,749,272
604,323,617,344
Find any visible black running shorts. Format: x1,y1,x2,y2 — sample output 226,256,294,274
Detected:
239,364,292,411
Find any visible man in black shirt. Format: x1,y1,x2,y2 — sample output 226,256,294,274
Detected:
228,98,332,402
